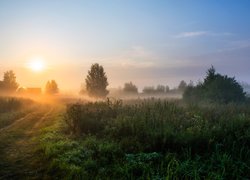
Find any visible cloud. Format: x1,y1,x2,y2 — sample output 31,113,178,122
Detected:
100,46,157,68
119,58,155,68
174,31,232,38
175,31,209,38
128,46,154,60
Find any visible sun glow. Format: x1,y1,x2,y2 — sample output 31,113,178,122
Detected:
27,57,45,72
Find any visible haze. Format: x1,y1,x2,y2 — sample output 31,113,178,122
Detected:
1,0,250,92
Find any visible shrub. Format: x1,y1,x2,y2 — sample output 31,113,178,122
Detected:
123,82,138,94
65,99,122,135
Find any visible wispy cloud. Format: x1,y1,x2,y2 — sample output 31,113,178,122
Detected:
118,46,156,68
175,31,208,38
94,46,158,68
174,31,232,38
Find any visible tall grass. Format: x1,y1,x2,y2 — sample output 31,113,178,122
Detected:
38,99,250,179
0,97,34,112
0,97,35,128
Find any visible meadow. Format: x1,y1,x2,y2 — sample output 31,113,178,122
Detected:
2,0,250,179
36,98,250,179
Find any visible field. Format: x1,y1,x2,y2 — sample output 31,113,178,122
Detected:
0,97,250,179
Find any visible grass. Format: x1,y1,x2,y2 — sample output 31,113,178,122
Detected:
36,98,250,179
0,97,33,113
0,97,36,129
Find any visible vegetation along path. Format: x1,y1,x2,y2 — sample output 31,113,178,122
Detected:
0,104,62,179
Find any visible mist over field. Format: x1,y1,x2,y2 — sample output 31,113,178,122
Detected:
1,0,250,179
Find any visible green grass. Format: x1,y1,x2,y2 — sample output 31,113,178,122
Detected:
0,97,36,129
37,99,250,179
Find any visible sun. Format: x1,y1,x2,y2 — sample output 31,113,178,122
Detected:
27,57,45,72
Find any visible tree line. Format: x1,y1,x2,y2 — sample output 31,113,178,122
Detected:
82,63,191,97
82,63,247,103
121,80,190,94
0,63,248,103
0,70,59,95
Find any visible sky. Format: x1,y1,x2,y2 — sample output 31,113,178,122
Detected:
0,0,250,92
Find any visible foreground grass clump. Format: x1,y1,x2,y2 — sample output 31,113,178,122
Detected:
39,99,250,179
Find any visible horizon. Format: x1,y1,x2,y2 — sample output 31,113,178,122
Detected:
1,0,250,92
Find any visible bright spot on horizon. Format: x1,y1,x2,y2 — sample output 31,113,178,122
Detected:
27,57,46,72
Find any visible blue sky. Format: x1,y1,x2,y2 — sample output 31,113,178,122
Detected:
0,0,250,90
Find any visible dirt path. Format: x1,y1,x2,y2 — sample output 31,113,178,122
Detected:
0,105,61,179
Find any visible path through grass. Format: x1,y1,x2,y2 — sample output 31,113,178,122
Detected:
0,104,63,179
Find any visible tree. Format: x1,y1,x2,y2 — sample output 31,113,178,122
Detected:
183,66,246,103
204,65,216,84
45,80,59,94
188,80,194,87
143,86,155,94
165,85,170,92
123,82,138,94
156,85,165,93
85,63,109,98
0,70,19,93
178,80,187,91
